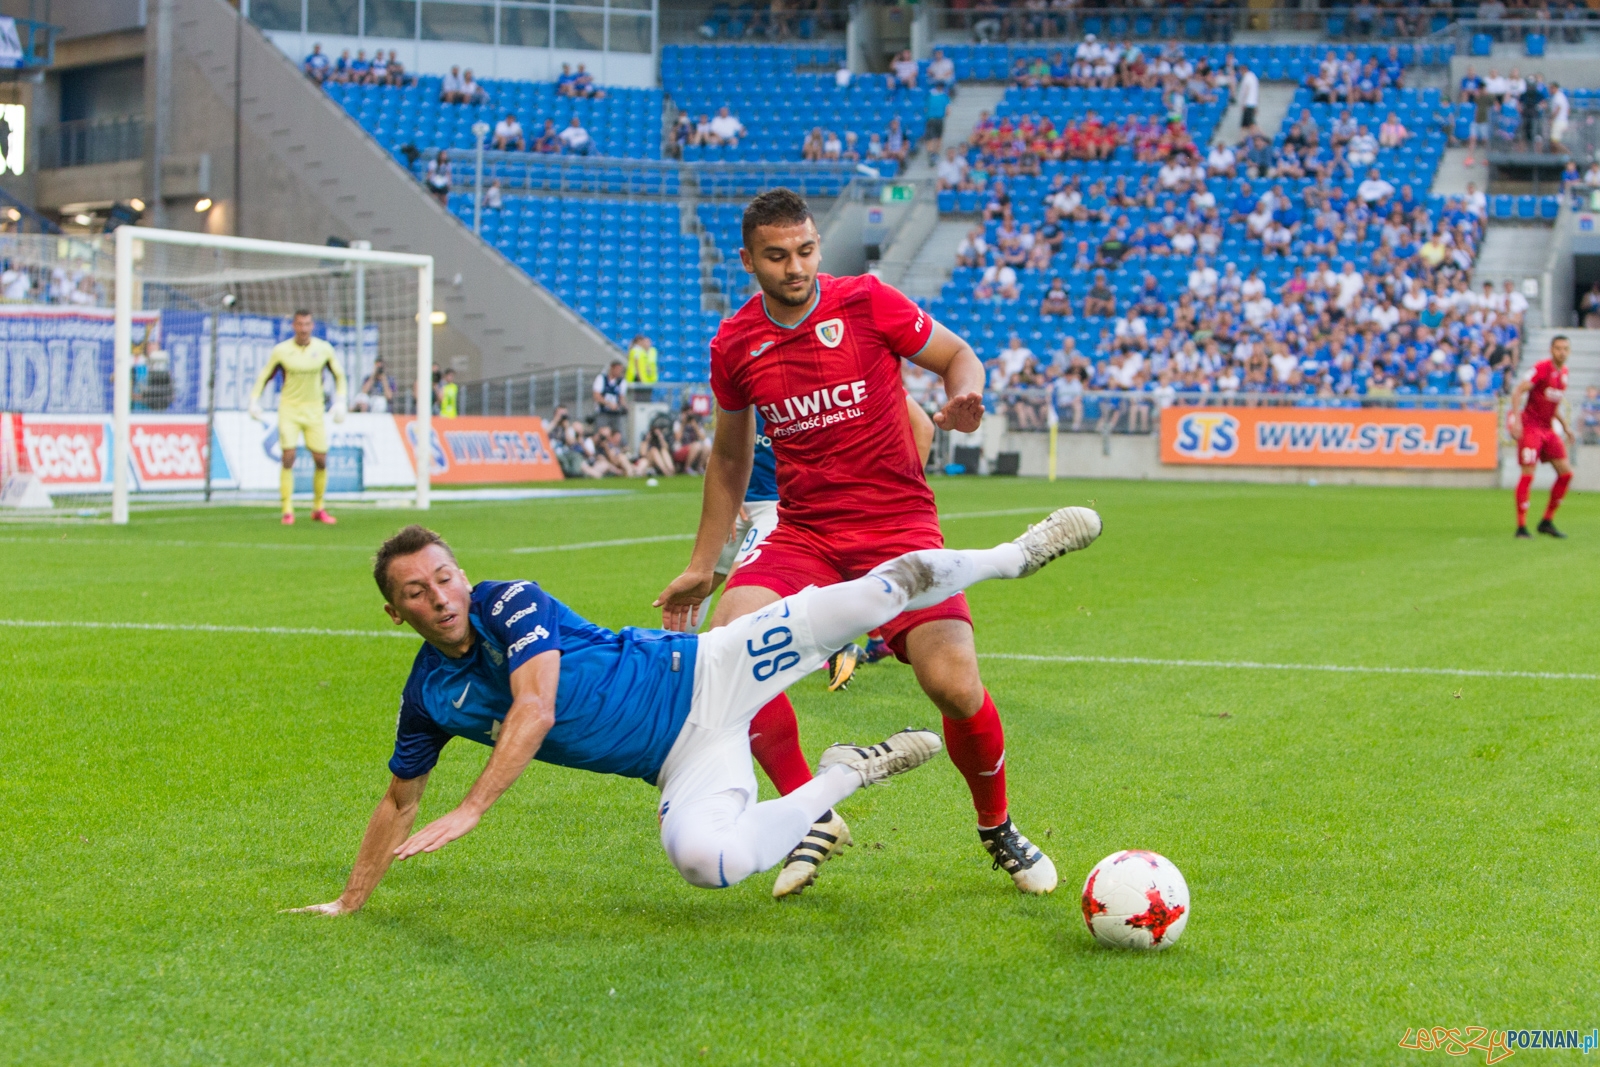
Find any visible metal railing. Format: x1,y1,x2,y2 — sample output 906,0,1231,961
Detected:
1426,15,1600,51
994,387,1504,436
438,147,861,199
0,188,61,234
658,1,849,44
920,4,1470,44
450,366,713,420
36,117,144,170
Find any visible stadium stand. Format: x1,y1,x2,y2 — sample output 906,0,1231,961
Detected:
324,75,665,164
447,193,721,382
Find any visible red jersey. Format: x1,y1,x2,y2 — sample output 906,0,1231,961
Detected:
1522,359,1569,430
709,273,937,537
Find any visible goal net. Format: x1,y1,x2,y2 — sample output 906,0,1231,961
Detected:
0,229,433,522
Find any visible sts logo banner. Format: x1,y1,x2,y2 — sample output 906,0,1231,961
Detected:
1172,412,1239,459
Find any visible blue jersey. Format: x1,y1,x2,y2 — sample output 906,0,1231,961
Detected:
746,412,778,502
390,580,697,785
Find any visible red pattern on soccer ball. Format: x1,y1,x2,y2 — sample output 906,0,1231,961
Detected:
1081,868,1108,930
1126,887,1186,945
1114,849,1165,868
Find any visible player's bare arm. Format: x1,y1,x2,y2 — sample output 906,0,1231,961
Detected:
395,650,559,860
655,404,754,631
285,772,430,915
1507,376,1531,438
909,322,986,433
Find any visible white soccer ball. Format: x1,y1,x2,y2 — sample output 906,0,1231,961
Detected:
1080,850,1190,950
646,477,659,487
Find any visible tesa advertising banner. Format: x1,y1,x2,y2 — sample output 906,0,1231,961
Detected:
20,414,235,491
21,416,113,490
1160,406,1499,470
396,416,562,484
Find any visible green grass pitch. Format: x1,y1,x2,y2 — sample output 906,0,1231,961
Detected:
2,477,1596,1065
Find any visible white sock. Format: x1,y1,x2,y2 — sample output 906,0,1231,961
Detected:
803,545,1024,650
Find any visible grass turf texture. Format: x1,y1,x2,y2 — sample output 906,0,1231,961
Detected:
2,477,1596,1065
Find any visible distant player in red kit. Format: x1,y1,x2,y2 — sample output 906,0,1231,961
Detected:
1508,334,1574,539
655,189,1085,898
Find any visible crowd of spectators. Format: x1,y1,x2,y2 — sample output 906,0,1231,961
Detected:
547,399,713,479
673,107,751,152
1456,65,1572,160
971,186,1523,429
302,44,413,87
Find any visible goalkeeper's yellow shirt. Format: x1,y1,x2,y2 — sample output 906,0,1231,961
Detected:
251,337,348,414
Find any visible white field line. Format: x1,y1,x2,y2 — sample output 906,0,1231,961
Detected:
0,510,1051,556
980,653,1599,683
1,617,1591,682
0,619,416,640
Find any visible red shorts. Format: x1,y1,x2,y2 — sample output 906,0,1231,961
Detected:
726,520,972,662
1518,426,1567,466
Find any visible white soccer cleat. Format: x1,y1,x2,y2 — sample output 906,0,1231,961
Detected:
772,809,852,898
817,727,943,786
1013,506,1102,577
979,817,1059,895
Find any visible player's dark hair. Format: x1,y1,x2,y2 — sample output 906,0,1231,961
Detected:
742,188,814,249
374,525,456,602
293,308,312,319
1551,334,1569,347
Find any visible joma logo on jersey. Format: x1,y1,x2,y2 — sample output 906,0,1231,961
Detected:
749,340,775,359
759,379,868,424
1173,412,1240,459
815,318,845,348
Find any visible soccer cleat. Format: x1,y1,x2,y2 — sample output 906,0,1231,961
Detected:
772,809,852,898
1537,518,1567,539
827,643,861,691
1515,525,1532,539
281,512,295,525
817,727,943,786
979,817,1058,895
862,635,894,663
1013,506,1102,577
312,509,338,525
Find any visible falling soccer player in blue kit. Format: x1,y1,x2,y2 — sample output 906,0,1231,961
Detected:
288,507,1101,914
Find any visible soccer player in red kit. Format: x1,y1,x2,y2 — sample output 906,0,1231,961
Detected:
1508,334,1574,539
655,189,1074,898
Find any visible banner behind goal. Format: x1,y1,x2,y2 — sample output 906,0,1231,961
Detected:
109,227,434,524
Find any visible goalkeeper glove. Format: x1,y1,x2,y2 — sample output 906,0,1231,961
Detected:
332,399,348,424
249,400,264,422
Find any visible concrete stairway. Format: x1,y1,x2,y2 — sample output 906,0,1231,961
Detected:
900,219,974,299
168,0,617,381
1527,327,1600,391
1472,227,1553,332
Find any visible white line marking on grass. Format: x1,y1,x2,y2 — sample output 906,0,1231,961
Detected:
938,507,1052,520
980,653,1599,682
0,619,416,640
509,533,696,553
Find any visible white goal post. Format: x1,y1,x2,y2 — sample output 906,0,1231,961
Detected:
112,226,435,524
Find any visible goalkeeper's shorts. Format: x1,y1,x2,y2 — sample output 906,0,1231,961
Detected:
278,406,329,453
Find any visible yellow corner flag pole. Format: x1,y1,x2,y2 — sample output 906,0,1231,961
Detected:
1047,402,1059,482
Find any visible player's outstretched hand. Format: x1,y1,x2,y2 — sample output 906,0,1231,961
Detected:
332,399,348,424
248,401,265,423
934,391,985,434
283,899,355,916
395,807,480,861
654,569,714,632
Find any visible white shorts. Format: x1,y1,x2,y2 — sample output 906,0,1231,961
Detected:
655,584,832,820
713,498,779,576
1552,117,1570,143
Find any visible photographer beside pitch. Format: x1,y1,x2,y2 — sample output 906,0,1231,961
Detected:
290,512,1099,913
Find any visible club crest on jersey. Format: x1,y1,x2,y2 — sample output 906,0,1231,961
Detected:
815,318,845,348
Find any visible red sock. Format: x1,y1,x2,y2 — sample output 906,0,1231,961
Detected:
942,691,1009,827
1544,472,1572,520
748,694,814,796
1516,474,1533,527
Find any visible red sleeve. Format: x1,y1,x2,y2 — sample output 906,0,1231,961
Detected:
709,328,748,412
866,276,937,361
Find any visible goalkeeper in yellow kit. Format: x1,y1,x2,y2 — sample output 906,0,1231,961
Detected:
249,309,349,525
